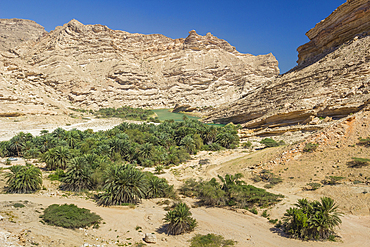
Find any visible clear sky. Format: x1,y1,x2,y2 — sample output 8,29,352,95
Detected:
1,0,346,73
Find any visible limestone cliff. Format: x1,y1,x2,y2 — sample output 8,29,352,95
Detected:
297,0,370,65
0,19,46,51
205,0,370,135
0,19,279,115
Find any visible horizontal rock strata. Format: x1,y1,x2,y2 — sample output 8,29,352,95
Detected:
205,0,370,131
297,0,370,65
0,19,279,116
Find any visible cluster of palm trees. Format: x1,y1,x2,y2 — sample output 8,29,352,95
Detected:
0,120,239,168
98,164,174,206
283,197,342,240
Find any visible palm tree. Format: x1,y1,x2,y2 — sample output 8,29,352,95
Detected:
180,135,196,154
283,197,342,240
218,173,244,192
61,157,93,191
42,148,58,170
9,135,24,157
163,202,197,235
146,175,170,198
42,146,71,170
5,164,42,193
309,197,342,239
55,146,71,169
138,143,154,159
98,164,147,206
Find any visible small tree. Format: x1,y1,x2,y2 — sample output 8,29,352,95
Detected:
164,202,197,235
260,138,279,148
61,157,93,191
98,164,147,206
5,164,42,193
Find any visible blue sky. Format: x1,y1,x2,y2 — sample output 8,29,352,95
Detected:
1,0,345,73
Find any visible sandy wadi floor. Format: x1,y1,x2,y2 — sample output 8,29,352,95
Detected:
0,149,369,246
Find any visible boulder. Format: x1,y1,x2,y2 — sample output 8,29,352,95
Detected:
144,233,157,244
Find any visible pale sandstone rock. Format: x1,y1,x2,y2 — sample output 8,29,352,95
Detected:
205,0,370,132
298,0,370,65
0,19,279,114
144,233,156,243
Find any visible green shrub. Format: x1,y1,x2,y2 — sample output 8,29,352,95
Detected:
48,169,66,181
41,204,102,229
242,141,252,148
13,202,25,208
269,218,278,224
303,143,319,152
261,210,270,218
249,207,258,215
180,174,283,208
260,138,279,148
322,176,345,185
358,137,370,147
305,182,321,191
347,157,370,168
155,165,164,174
257,170,283,188
189,233,236,247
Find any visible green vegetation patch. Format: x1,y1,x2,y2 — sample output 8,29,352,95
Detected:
305,182,321,191
282,197,342,240
303,142,319,153
48,169,66,181
189,233,236,247
252,170,283,188
164,202,197,235
40,204,102,229
5,164,42,193
260,138,285,148
322,176,345,185
180,173,283,208
13,202,25,208
94,106,155,121
358,137,370,147
347,157,370,168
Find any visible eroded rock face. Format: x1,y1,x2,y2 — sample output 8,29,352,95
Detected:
0,19,279,114
297,0,370,65
205,0,370,130
0,19,46,51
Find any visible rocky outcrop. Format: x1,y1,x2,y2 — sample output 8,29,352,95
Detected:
205,0,370,132
0,19,46,51
0,19,279,114
297,0,370,65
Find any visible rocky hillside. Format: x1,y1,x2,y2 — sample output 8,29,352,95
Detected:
0,18,46,51
205,0,370,137
0,19,279,116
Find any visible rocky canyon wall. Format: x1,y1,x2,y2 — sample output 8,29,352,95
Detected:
297,0,370,65
205,0,370,134
0,19,279,116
